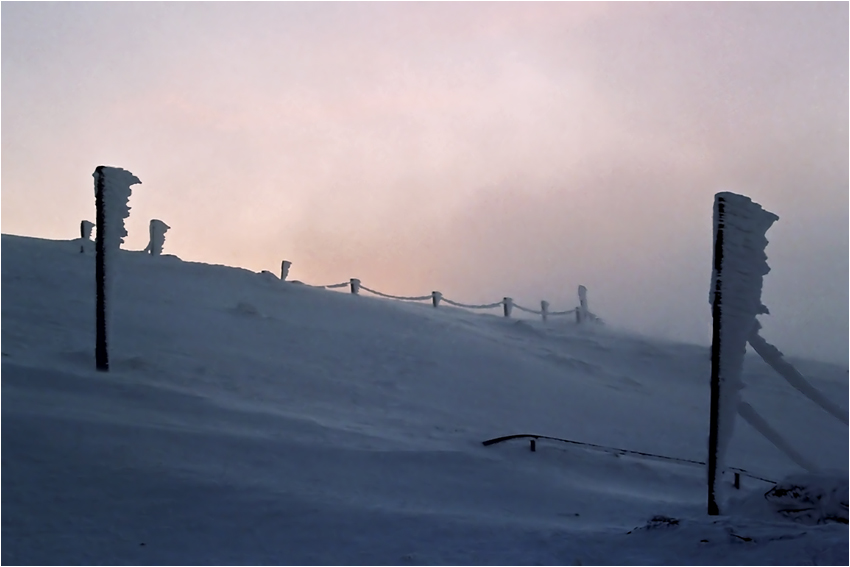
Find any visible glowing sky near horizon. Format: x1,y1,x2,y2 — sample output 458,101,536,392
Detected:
2,2,847,364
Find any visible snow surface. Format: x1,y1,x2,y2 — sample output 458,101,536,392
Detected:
2,234,847,565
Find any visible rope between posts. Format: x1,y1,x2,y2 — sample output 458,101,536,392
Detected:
302,277,589,319
513,303,543,315
441,297,505,310
359,285,432,302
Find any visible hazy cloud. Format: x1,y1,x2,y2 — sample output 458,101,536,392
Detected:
2,2,846,363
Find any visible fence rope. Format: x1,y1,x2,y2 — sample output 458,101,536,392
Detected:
481,433,775,484
359,285,432,302
308,278,586,317
441,297,505,310
513,303,543,315
748,327,848,426
318,282,350,289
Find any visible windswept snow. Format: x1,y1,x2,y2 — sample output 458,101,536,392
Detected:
2,234,847,565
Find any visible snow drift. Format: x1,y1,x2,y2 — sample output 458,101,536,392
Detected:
2,234,846,565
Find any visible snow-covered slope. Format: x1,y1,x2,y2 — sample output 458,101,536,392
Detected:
2,234,847,565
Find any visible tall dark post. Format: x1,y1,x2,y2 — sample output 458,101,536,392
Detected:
707,197,725,515
94,167,109,371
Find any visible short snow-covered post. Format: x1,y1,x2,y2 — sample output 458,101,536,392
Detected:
281,261,292,281
503,297,513,318
144,219,170,256
432,291,442,308
707,192,778,515
350,278,361,295
80,220,95,253
577,285,588,323
80,220,95,240
93,166,141,372
541,300,549,322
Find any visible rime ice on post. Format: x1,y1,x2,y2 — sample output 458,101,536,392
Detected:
79,220,95,253
503,297,513,318
577,285,588,323
80,220,95,240
707,192,778,515
144,220,170,256
281,261,292,281
93,166,141,371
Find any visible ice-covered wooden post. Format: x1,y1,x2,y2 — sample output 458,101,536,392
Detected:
80,220,95,240
280,261,292,281
144,219,170,256
80,220,95,253
350,278,361,295
93,166,141,372
707,192,777,515
541,300,549,322
503,297,513,318
432,291,442,308
576,285,588,323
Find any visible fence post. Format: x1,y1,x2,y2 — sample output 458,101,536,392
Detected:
94,170,107,370
280,261,292,281
350,278,361,295
707,192,778,516
541,300,549,322
503,297,513,318
80,220,94,240
92,165,141,372
432,291,442,307
577,285,588,323
145,219,170,256
80,220,95,253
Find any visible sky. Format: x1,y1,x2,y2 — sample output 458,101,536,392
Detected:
2,2,847,365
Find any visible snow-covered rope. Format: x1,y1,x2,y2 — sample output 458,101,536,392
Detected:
513,303,543,315
359,285,431,302
305,277,585,318
748,326,848,426
737,401,817,472
441,297,504,310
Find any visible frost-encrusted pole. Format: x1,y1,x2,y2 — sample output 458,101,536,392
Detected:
707,192,778,515
80,220,95,240
94,166,141,371
143,219,170,256
577,285,588,324
281,261,292,281
80,220,95,253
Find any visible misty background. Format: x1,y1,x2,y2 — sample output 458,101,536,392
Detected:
2,3,847,364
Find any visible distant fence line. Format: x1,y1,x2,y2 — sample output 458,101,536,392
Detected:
281,261,601,324
75,220,601,324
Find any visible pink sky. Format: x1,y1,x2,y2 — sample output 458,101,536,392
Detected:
2,2,847,363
